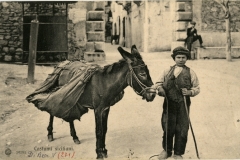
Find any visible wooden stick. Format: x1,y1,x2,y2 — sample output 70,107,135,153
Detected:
27,19,39,84
183,96,200,159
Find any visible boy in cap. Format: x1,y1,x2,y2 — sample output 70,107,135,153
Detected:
185,21,205,58
155,46,200,159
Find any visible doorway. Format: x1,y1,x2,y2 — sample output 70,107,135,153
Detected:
22,2,68,63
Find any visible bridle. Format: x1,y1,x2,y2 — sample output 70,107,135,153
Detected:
127,63,153,96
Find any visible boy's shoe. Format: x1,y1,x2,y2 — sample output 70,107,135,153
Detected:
158,150,172,160
172,154,183,159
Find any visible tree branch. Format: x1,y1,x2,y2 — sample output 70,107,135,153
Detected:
214,0,230,19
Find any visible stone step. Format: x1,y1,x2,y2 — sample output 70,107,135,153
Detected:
196,46,240,59
94,1,105,10
86,1,105,11
86,21,105,32
176,2,185,11
184,1,192,12
84,51,106,62
87,11,105,21
87,31,105,41
175,12,192,21
176,2,192,12
173,31,186,41
86,42,105,52
174,21,188,31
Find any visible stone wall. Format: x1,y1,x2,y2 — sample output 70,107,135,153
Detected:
130,2,145,51
192,0,240,47
129,0,173,52
22,2,69,63
0,1,92,63
0,2,23,62
148,0,172,52
202,0,240,32
68,2,87,60
66,1,106,61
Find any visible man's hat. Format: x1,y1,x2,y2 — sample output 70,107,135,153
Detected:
171,46,190,60
190,21,196,25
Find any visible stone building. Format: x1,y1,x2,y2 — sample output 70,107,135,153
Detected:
1,0,240,63
111,0,240,58
111,0,185,52
0,1,108,63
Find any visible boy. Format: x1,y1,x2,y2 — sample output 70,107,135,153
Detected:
185,21,205,57
155,46,200,159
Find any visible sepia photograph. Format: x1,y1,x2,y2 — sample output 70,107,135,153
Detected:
0,0,240,159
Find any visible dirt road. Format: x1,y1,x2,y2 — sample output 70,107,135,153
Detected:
0,44,240,160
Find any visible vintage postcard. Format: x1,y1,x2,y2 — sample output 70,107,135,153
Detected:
0,0,240,160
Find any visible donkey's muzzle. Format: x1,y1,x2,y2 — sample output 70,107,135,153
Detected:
144,88,156,102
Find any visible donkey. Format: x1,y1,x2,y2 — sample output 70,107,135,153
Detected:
28,45,156,159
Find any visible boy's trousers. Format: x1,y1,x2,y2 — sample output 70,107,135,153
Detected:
161,97,191,155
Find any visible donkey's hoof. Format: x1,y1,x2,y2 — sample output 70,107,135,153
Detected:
102,153,108,158
102,149,108,158
47,135,54,142
96,148,107,159
73,138,81,144
96,154,104,159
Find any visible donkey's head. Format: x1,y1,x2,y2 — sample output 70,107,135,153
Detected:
118,45,156,102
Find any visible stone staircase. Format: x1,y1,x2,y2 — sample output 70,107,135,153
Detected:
172,0,192,45
172,0,194,57
84,8,106,62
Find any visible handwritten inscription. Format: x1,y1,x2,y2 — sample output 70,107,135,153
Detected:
28,151,52,158
57,152,75,159
15,146,75,159
27,151,75,159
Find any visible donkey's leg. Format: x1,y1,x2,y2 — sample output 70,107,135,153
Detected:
101,107,110,158
47,115,54,142
95,106,110,159
69,121,80,144
94,107,105,159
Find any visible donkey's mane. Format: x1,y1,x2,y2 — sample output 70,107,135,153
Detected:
102,59,127,74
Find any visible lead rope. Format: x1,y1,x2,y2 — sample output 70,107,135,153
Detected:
128,64,152,96
149,95,168,160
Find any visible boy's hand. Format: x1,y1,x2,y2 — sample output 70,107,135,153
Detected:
181,88,192,96
157,87,166,97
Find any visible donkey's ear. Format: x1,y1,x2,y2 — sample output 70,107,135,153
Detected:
131,45,142,60
131,45,137,51
118,46,134,63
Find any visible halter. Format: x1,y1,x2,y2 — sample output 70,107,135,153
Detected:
127,63,152,96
